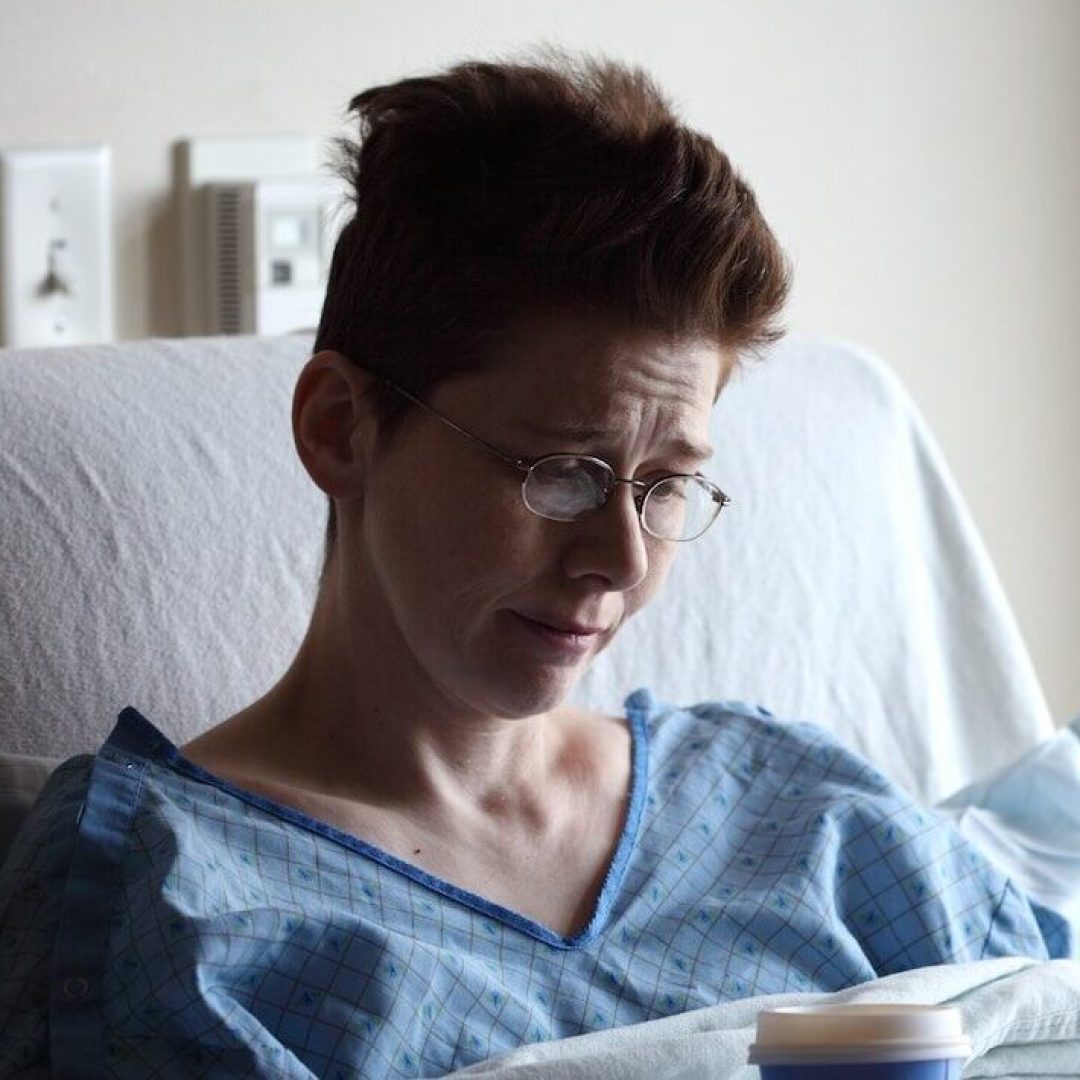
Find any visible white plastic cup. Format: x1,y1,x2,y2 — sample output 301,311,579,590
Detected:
747,1004,971,1079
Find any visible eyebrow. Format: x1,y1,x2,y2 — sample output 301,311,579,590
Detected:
519,421,714,464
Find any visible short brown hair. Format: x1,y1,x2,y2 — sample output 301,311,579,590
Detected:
313,47,791,566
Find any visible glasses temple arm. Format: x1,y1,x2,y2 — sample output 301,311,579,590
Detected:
379,378,529,475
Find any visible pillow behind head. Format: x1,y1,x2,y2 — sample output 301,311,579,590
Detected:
0,753,61,868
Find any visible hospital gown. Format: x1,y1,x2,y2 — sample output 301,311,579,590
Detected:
0,689,1071,1077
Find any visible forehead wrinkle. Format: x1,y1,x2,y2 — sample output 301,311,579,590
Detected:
532,358,709,436
463,317,721,464
518,418,712,463
513,365,715,464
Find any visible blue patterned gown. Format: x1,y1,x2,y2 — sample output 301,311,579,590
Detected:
0,689,1070,1077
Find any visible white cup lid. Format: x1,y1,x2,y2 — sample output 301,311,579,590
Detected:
747,1004,972,1065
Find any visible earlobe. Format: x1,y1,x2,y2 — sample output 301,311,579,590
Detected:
292,351,375,499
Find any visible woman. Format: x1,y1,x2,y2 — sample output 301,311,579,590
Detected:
0,50,1069,1078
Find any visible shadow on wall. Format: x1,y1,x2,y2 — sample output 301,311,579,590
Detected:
148,146,185,337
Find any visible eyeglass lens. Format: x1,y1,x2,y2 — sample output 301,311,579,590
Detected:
522,456,722,541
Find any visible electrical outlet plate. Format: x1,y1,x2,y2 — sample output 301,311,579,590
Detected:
0,144,112,348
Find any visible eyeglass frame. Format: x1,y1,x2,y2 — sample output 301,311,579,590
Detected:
375,375,732,542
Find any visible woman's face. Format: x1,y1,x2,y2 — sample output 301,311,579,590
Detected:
350,315,728,720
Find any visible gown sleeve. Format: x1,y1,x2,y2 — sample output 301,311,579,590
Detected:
0,756,93,1077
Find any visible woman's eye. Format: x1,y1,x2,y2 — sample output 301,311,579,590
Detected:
648,477,688,500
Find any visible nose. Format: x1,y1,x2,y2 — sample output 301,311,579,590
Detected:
561,481,650,591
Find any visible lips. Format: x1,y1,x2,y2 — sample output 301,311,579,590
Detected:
514,612,609,636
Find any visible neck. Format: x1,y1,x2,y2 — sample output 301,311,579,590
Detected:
241,558,574,822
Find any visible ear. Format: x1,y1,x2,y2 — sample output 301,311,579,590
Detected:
292,350,377,500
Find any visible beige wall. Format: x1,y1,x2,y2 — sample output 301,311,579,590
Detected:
2,0,1078,723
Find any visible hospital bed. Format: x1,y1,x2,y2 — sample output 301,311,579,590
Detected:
1,333,1078,1075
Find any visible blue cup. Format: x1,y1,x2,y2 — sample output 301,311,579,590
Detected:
747,1004,970,1078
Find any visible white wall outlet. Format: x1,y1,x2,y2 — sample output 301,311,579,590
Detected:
0,144,113,348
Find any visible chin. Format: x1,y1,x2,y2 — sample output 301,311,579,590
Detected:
451,611,614,718
473,662,589,720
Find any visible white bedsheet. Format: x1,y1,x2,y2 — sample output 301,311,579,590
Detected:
450,958,1080,1078
0,335,1054,805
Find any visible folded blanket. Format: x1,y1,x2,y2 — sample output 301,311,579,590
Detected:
450,958,1080,1078
937,716,1080,929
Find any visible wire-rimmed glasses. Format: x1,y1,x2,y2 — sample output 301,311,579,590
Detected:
379,377,731,542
